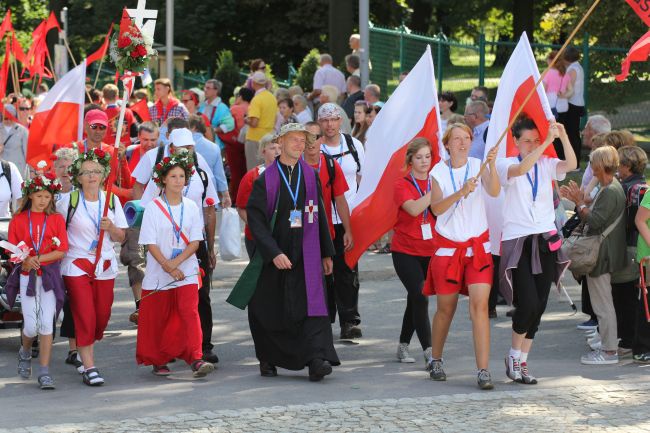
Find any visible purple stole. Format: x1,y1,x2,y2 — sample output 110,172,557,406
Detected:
265,159,327,317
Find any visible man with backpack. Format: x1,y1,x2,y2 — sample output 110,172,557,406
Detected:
132,120,221,365
317,103,365,339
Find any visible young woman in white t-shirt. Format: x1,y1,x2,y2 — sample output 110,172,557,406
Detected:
496,116,576,385
56,149,127,386
423,123,500,390
136,153,215,378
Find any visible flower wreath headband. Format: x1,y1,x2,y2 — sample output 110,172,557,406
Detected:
22,163,62,196
68,148,112,188
152,152,196,187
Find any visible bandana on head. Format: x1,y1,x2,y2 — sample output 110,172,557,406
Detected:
317,103,341,120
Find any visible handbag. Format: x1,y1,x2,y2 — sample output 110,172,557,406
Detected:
219,207,242,261
561,211,624,277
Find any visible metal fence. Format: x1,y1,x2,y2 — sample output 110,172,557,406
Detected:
369,25,649,129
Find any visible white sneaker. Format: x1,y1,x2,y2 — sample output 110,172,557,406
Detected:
423,347,432,370
587,334,602,351
396,343,415,363
581,349,619,365
505,355,522,382
584,329,598,338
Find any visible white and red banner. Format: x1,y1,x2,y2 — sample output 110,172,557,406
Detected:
616,30,650,82
26,60,86,169
625,0,650,26
483,32,556,253
345,45,444,268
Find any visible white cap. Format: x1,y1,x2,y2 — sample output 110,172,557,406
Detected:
169,128,195,147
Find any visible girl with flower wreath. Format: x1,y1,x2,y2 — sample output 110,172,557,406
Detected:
5,169,68,390
136,152,214,378
55,149,127,386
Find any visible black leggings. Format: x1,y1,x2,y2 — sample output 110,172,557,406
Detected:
392,252,431,350
511,237,556,339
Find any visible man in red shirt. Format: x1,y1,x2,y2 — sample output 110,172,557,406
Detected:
236,133,281,258
102,83,136,147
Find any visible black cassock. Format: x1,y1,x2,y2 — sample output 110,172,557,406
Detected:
246,161,340,370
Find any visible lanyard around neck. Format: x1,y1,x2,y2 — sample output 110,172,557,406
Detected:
162,193,184,245
81,190,102,237
517,155,538,202
448,159,470,208
278,162,301,210
28,210,47,255
409,173,431,221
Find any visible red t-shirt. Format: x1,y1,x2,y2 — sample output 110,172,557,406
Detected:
8,211,69,265
392,177,436,256
105,105,136,145
309,154,349,239
236,166,262,240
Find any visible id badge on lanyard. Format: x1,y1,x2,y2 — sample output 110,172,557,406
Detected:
410,173,433,240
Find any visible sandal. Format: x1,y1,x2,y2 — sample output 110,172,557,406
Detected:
38,374,56,390
65,350,85,374
152,365,171,376
17,350,32,379
82,367,105,386
191,360,215,378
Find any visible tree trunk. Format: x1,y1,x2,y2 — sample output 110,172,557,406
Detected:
328,0,354,67
409,0,434,34
512,0,535,41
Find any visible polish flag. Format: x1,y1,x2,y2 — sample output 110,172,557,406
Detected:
483,32,556,253
26,61,86,170
345,45,444,268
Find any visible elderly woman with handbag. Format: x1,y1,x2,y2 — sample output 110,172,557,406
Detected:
561,145,627,365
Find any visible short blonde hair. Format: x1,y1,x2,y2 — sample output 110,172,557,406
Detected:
591,133,607,149
258,133,277,154
446,114,465,129
618,145,647,175
590,145,619,175
603,130,635,149
320,85,340,104
442,123,473,148
404,137,432,168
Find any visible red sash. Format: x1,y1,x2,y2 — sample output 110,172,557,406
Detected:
433,230,491,284
153,198,190,245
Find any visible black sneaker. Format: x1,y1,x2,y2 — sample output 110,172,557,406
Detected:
340,323,362,339
202,349,219,364
634,352,650,364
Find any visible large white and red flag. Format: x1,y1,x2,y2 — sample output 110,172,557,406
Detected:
26,60,86,169
483,32,556,253
345,45,444,268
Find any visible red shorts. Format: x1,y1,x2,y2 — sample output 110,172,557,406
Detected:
423,254,493,296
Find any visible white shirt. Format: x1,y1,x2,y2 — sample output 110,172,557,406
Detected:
0,160,23,217
431,157,490,257
139,197,203,291
295,109,313,125
321,133,365,224
313,64,347,95
140,168,219,227
567,62,585,106
132,146,215,187
56,191,128,280
496,156,565,241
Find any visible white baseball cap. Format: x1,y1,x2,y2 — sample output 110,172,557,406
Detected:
169,128,195,147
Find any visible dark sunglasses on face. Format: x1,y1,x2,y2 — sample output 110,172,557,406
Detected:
89,124,107,130
19,107,30,111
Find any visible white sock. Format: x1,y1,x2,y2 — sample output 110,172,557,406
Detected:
520,352,529,364
509,348,521,359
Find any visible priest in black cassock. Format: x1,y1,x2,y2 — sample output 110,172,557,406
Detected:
239,123,339,381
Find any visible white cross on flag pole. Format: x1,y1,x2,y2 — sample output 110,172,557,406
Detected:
127,0,158,42
305,200,318,223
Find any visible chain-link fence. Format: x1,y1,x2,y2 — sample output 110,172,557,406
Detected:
369,25,649,129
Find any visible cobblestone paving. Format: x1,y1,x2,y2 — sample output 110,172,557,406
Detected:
4,382,650,433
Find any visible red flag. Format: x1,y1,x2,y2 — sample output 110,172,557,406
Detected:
0,37,11,100
0,10,13,39
45,11,61,33
11,33,25,65
616,30,650,82
130,97,151,122
119,8,142,39
625,0,650,26
87,25,113,66
344,46,444,268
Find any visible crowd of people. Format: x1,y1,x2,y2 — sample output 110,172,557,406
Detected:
1,34,649,393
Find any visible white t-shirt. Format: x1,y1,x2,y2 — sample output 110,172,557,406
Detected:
431,157,490,257
139,197,203,291
496,156,565,241
56,191,128,280
321,133,365,224
139,167,220,227
0,160,23,217
132,146,215,188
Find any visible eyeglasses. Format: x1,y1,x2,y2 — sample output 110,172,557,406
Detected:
79,169,104,177
464,112,478,118
204,86,214,90
89,124,107,130
19,107,30,111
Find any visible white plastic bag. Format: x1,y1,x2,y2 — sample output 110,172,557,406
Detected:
219,208,241,261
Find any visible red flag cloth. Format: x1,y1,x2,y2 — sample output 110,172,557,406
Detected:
11,33,26,65
616,30,650,82
45,11,61,32
0,37,11,100
0,10,14,40
119,8,143,40
86,25,113,66
130,98,151,122
625,0,650,26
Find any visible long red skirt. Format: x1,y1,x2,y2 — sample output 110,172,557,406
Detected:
136,284,203,366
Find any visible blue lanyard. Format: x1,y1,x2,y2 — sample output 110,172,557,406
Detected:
81,190,102,237
517,156,538,202
321,139,343,164
28,210,47,255
277,162,301,209
162,193,184,245
448,160,470,208
409,173,431,221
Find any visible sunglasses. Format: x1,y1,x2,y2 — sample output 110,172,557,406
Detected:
19,107,30,111
89,124,107,130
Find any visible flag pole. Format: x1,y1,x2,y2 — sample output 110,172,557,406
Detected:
475,0,602,179
93,56,106,88
46,51,58,82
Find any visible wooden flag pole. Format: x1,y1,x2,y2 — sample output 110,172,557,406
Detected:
93,56,106,88
46,50,58,82
474,0,603,180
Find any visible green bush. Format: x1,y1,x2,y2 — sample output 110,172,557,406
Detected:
294,49,320,92
215,50,241,102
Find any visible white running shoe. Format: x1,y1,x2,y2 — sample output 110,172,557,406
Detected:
396,343,415,363
581,349,619,365
505,355,522,382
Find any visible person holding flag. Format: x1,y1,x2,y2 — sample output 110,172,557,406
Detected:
423,123,500,390
497,116,575,385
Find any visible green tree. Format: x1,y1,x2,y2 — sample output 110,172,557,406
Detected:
214,50,240,102
294,49,320,92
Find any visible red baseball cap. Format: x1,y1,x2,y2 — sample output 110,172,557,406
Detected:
84,109,108,127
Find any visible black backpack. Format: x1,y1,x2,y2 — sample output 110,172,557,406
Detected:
326,134,361,174
154,146,209,202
